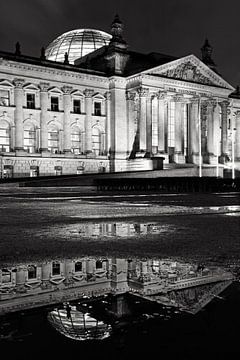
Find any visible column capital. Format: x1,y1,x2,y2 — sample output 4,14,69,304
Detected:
126,91,136,101
83,88,95,98
39,82,50,92
219,100,230,108
137,87,149,97
233,110,240,117
191,96,201,105
62,85,73,94
13,78,25,88
172,94,184,103
156,91,167,100
203,98,217,109
104,91,111,100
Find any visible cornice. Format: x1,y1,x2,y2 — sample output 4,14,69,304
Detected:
141,74,232,97
0,59,109,85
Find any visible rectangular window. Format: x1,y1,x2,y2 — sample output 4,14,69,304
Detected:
26,93,35,109
52,262,60,276
28,265,37,279
168,102,175,148
0,90,10,106
75,261,82,272
73,99,81,114
51,96,59,111
94,102,101,116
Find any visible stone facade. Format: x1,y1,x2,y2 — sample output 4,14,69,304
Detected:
0,17,240,178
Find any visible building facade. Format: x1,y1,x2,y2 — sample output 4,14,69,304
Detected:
0,16,240,178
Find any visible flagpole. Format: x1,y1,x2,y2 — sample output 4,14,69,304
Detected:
198,97,202,177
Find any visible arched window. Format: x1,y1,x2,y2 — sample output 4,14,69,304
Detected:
71,126,82,154
92,126,102,155
48,126,59,153
24,124,36,153
0,120,10,152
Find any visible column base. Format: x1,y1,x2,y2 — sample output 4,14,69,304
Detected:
191,153,203,165
219,154,230,164
208,154,218,165
174,153,185,164
40,148,48,153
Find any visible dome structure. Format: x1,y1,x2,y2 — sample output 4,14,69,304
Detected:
47,306,112,341
45,29,112,64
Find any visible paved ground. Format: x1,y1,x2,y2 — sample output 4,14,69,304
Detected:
0,187,239,266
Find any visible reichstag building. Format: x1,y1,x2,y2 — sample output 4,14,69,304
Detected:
0,15,239,178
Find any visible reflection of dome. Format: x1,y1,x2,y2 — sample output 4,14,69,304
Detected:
45,29,112,64
47,306,111,341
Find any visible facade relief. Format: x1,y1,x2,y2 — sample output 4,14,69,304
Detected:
160,61,216,86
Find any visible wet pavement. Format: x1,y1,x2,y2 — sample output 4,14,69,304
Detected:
0,188,240,357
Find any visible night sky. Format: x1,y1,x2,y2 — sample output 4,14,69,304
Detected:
1,0,240,87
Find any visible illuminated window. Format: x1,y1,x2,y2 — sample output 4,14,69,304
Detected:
94,102,101,116
0,120,10,152
52,262,60,276
0,90,10,106
24,125,36,153
73,99,81,114
183,104,188,155
168,101,175,147
51,96,59,111
92,127,101,155
48,127,59,153
28,265,37,279
71,127,82,154
26,93,35,109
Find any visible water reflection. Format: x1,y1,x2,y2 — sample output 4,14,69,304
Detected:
69,222,174,238
48,306,112,341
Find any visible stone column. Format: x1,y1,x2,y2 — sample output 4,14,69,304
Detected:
157,92,165,154
174,95,185,163
104,91,111,155
235,111,240,160
39,82,49,152
189,97,200,164
137,87,149,152
62,85,73,153
206,99,216,164
83,89,94,154
126,91,136,156
219,100,229,163
13,78,25,151
146,94,152,156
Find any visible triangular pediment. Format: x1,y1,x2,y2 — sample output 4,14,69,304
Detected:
142,54,234,90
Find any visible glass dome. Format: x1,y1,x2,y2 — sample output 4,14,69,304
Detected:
45,29,112,64
47,306,112,341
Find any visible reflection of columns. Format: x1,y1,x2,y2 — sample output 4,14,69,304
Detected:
157,92,165,153
39,82,49,152
220,100,229,163
146,94,152,156
126,91,136,155
13,78,25,151
174,96,185,163
138,87,149,152
104,91,111,155
235,111,240,160
62,85,73,153
84,89,94,153
189,97,199,163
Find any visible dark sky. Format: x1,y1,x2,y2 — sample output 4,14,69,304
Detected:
0,0,240,86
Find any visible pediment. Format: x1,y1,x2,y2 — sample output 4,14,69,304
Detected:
143,54,234,90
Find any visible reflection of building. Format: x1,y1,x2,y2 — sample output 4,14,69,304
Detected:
48,306,111,341
0,257,233,316
0,15,240,178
